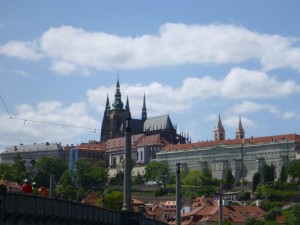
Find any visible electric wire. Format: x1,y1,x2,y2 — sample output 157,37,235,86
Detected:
0,94,100,132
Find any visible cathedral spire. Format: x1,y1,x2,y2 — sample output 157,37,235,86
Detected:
125,95,130,111
105,94,111,111
214,114,225,140
112,76,124,110
235,115,245,139
141,92,147,122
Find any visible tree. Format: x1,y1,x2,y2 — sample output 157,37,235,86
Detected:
200,166,213,186
224,169,235,189
279,165,288,183
252,172,261,191
104,191,123,210
109,171,124,186
33,157,68,187
183,170,202,186
287,203,300,225
11,154,27,183
245,217,264,225
144,161,170,183
133,172,144,185
262,163,275,183
288,160,300,182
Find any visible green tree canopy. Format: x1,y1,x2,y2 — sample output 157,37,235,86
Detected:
262,163,275,183
252,172,261,191
33,157,68,188
287,203,300,225
144,161,170,183
224,169,235,189
104,191,123,211
183,170,202,186
288,160,300,182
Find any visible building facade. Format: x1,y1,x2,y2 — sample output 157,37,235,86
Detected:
155,116,300,181
0,142,65,169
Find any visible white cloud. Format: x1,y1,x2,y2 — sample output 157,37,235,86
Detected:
0,40,42,61
1,23,300,75
229,101,280,115
87,68,300,118
220,67,300,99
0,100,99,147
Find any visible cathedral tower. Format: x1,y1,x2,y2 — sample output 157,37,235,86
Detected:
214,114,225,141
235,115,245,139
100,78,131,142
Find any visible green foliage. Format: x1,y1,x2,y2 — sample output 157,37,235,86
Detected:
74,158,108,189
33,157,68,188
257,185,295,201
287,203,300,225
288,160,300,182
245,217,264,225
224,169,235,189
109,171,124,185
183,170,201,186
60,169,73,187
104,191,123,211
279,165,288,183
262,163,275,183
154,188,168,196
144,161,170,183
200,166,213,185
238,191,251,200
252,172,261,191
76,187,86,202
265,207,282,221
261,200,283,212
133,172,144,185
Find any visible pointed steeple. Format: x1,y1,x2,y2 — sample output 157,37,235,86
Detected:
105,94,111,111
235,115,245,139
141,92,147,122
125,95,130,111
112,76,124,110
214,114,225,140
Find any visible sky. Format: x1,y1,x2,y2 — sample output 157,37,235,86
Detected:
1,1,300,151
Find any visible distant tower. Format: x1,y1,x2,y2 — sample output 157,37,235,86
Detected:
235,115,245,139
100,77,131,142
214,114,225,141
141,93,147,122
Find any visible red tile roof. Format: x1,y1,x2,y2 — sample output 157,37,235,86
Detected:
163,134,300,152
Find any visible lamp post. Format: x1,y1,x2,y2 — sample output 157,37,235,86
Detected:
50,164,55,198
176,163,181,225
122,117,132,211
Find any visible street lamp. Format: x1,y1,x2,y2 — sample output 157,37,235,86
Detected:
176,163,186,225
50,164,55,198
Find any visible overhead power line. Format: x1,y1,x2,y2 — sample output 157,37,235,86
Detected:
0,94,100,132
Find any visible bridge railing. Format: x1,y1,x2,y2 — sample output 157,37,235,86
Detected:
0,191,167,225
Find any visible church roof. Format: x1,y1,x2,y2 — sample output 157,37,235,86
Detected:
143,115,174,132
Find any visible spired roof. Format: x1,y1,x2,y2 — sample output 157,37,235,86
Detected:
2,142,64,154
143,115,174,132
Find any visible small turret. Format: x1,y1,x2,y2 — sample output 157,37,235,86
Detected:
214,114,225,141
235,115,245,139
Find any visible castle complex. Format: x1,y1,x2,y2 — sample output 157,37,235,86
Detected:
100,78,189,144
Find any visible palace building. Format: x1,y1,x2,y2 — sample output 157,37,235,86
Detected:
155,115,300,181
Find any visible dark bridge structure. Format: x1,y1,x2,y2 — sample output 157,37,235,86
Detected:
0,191,167,225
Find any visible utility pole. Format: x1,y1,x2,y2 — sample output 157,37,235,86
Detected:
122,117,132,211
176,163,181,225
50,164,55,198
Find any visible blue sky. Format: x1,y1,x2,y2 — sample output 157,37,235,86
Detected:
1,1,300,150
